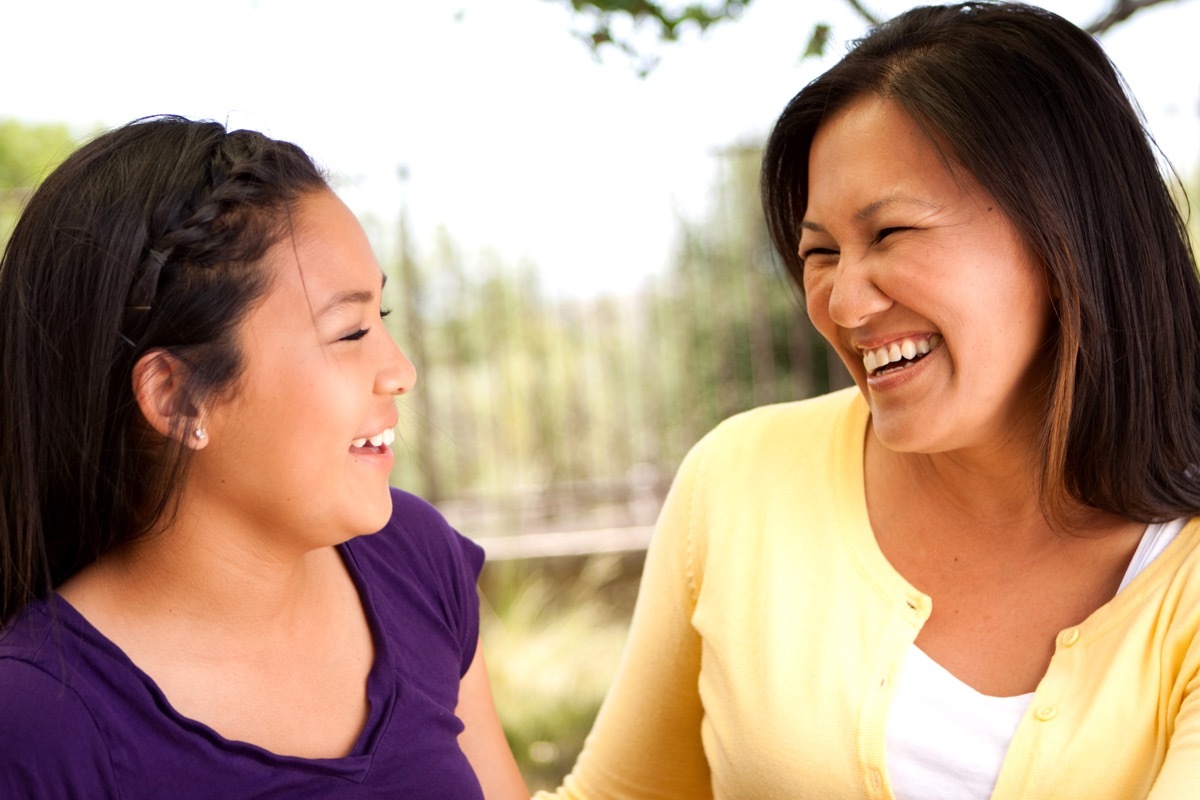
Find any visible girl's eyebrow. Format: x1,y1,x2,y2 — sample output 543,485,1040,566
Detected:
315,274,387,318
316,289,375,317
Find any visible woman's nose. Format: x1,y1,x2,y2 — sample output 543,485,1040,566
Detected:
826,255,893,329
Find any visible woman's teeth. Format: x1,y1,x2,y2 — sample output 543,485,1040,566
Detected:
352,428,396,448
863,334,942,374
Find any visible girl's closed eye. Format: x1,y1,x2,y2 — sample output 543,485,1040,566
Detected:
340,309,391,342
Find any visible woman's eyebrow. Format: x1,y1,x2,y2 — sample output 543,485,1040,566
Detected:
854,194,939,221
802,194,940,234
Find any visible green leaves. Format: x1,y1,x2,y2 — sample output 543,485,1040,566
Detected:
803,22,831,59
0,119,75,192
0,119,77,245
556,0,754,75
554,0,1181,75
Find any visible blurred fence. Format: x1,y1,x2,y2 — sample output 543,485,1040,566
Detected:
382,149,854,549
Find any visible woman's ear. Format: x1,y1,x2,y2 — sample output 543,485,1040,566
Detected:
131,350,207,450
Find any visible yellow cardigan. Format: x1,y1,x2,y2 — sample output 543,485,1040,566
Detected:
537,388,1200,800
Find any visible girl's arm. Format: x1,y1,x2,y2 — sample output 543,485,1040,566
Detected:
457,638,530,800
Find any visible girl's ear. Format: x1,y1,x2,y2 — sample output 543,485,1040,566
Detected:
131,350,207,450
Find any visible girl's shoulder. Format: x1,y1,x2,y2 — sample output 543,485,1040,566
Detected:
347,487,484,584
0,608,118,797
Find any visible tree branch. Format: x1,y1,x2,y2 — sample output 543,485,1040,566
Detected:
843,0,881,26
1086,0,1183,34
554,0,1191,75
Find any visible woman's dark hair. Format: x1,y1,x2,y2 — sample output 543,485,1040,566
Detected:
761,2,1200,524
0,116,327,624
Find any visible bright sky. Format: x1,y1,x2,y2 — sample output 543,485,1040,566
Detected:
7,0,1199,296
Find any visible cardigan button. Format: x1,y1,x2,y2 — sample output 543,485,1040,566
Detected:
1035,706,1058,722
868,768,883,791
1057,628,1081,648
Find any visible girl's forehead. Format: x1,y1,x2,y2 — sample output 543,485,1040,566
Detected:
256,191,383,309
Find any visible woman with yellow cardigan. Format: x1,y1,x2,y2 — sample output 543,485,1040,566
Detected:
539,3,1200,798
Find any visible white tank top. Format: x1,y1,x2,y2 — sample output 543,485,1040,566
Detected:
885,518,1187,800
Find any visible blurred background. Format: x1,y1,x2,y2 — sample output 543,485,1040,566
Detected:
4,0,1198,789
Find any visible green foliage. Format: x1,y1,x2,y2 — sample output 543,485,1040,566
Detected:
803,22,831,59
554,0,755,73
382,138,842,536
554,0,1185,73
0,118,77,246
480,554,639,790
0,118,75,190
659,142,845,433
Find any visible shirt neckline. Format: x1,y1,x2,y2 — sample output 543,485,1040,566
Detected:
834,390,1199,646
42,541,390,776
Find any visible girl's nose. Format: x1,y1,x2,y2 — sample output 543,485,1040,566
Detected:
378,337,417,396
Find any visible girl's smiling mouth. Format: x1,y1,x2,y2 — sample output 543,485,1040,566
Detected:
351,427,395,454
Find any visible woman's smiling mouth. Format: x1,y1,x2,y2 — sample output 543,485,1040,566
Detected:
862,334,943,376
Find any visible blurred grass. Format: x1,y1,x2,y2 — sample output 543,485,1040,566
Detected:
479,552,643,791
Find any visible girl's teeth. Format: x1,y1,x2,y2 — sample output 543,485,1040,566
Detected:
864,351,879,372
887,343,902,362
901,340,916,360
353,429,395,448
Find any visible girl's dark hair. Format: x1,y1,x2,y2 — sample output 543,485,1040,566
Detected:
0,116,327,624
761,2,1200,525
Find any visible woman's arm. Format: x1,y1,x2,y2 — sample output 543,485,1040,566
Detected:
1147,662,1200,798
457,639,530,800
534,441,714,800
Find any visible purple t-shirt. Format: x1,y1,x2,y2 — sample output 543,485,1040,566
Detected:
0,489,487,799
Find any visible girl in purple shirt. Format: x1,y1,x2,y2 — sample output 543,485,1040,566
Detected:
0,116,527,799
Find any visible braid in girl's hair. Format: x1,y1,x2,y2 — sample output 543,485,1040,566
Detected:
121,129,321,348
0,116,327,626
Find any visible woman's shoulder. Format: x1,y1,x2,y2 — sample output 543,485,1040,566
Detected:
1157,519,1200,598
694,387,866,462
662,388,868,537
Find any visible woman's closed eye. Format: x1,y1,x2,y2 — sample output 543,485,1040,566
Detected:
800,246,839,264
874,226,911,243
